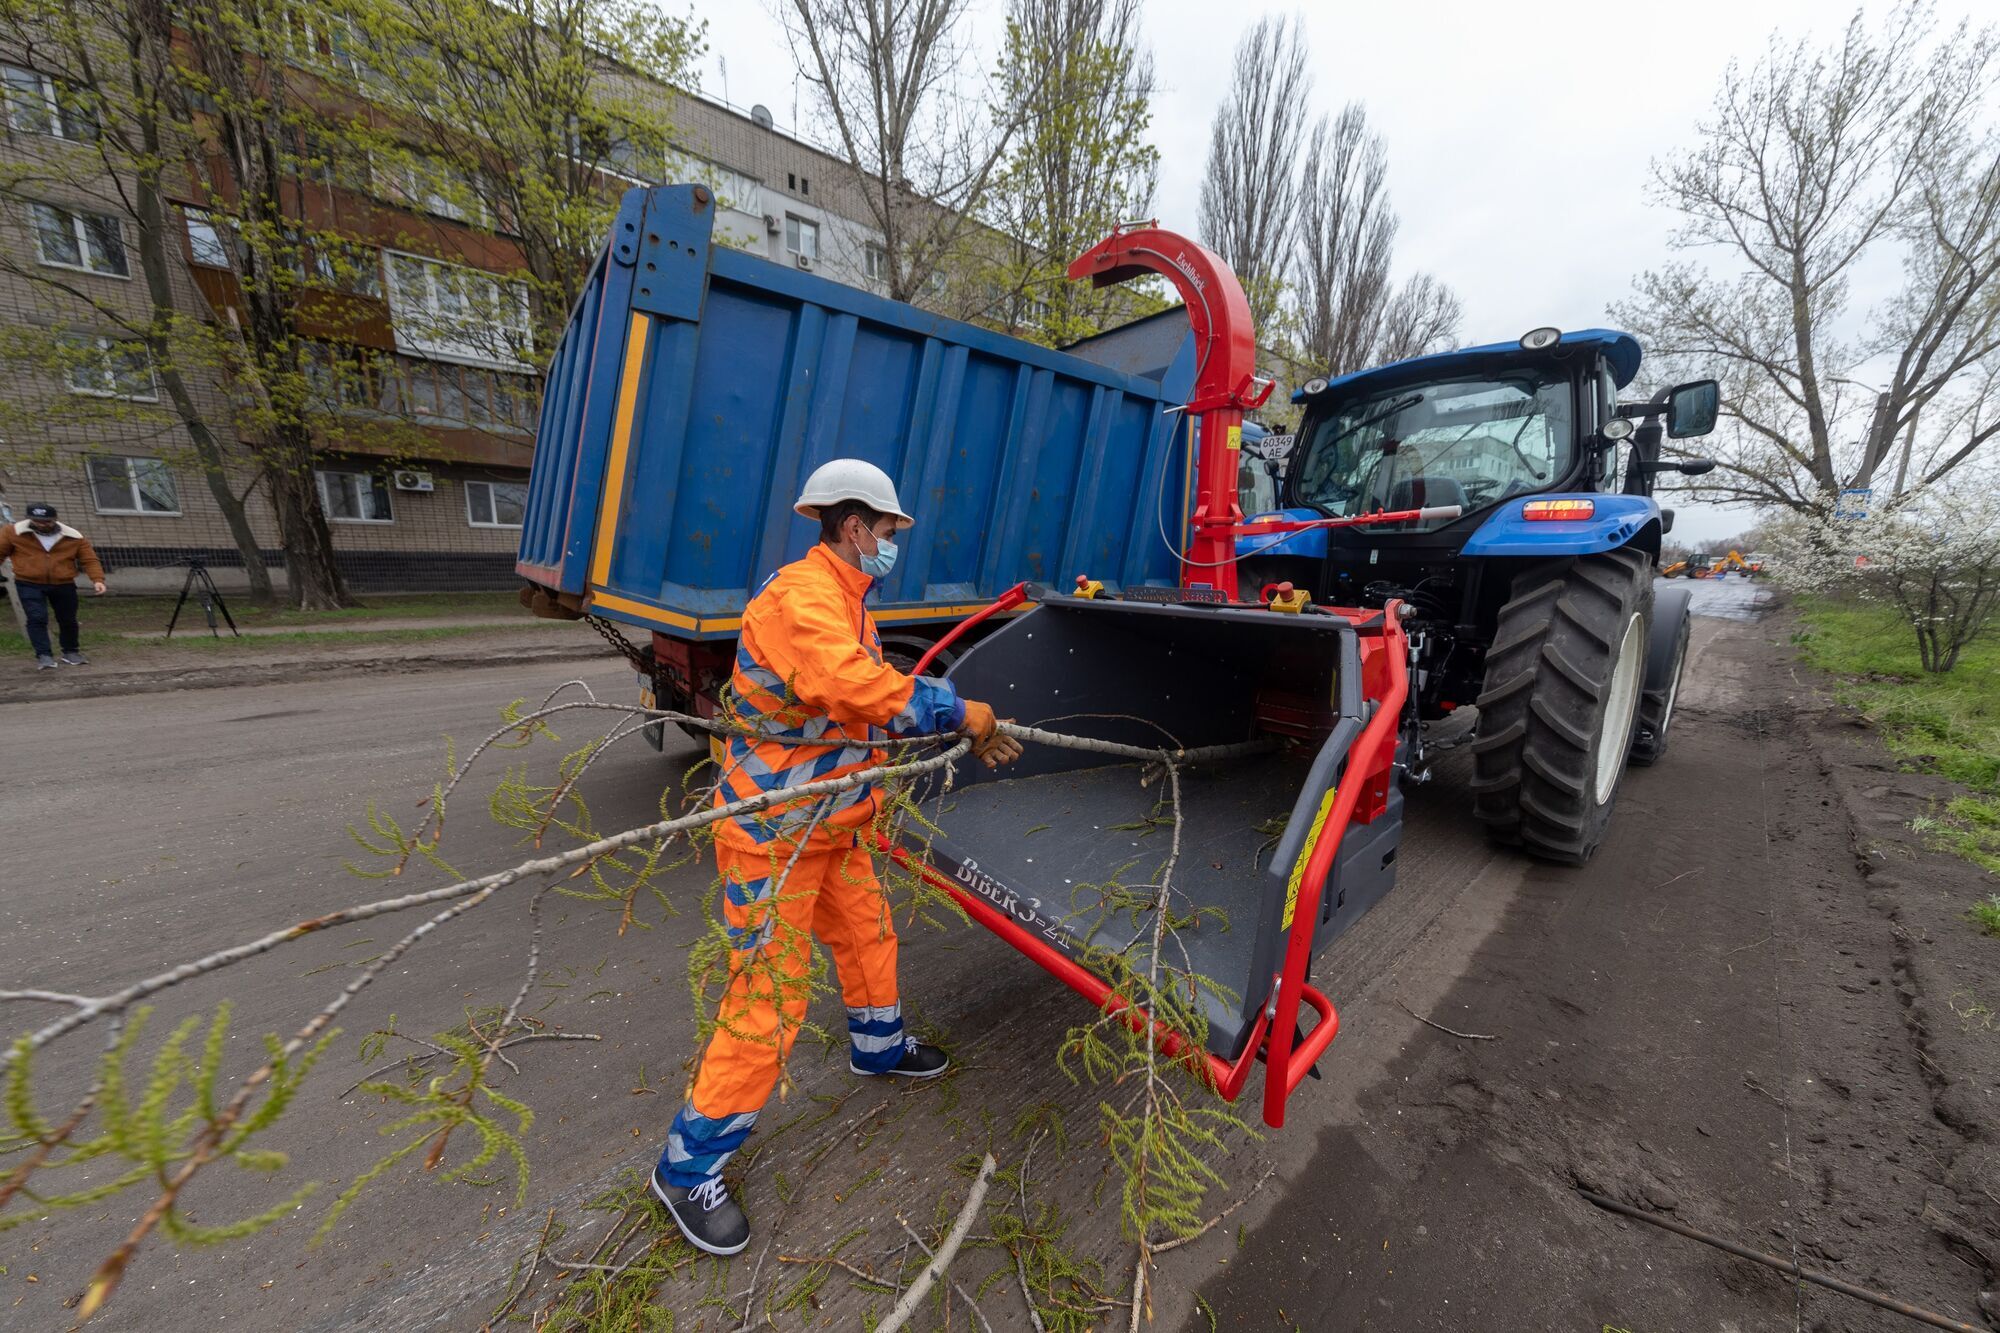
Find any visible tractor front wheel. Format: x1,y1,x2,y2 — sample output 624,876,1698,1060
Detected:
1470,550,1654,864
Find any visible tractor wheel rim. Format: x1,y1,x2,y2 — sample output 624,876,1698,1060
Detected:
1595,613,1646,805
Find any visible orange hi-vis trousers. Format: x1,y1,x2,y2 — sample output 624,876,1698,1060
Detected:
657,822,905,1187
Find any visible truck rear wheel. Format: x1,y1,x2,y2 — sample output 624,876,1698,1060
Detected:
1470,549,1654,864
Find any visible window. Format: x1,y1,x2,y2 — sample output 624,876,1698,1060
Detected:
185,208,230,268
465,479,528,528
3,63,97,141
277,4,359,76
292,129,370,192
303,342,380,412
86,455,180,515
31,203,128,276
784,214,818,261
384,251,532,367
64,335,157,400
316,469,393,522
483,371,536,432
928,270,948,296
864,243,886,283
304,238,382,297
378,150,488,226
1597,362,1623,490
571,116,659,184
668,152,762,216
1293,372,1576,535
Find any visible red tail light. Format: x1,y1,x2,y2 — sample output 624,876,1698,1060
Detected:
1522,499,1594,521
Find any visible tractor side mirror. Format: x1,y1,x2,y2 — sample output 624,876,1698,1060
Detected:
1640,456,1716,476
1667,380,1720,438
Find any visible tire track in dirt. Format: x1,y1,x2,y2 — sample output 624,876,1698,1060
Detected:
1185,602,1992,1331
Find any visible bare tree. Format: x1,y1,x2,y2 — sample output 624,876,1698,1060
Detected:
982,0,1158,344
1616,4,2000,516
1198,14,1311,332
782,0,1029,308
1294,103,1393,374
1374,272,1463,365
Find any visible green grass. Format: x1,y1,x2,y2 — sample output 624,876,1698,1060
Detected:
0,620,564,660
1795,598,2000,879
15,589,524,634
1973,895,2000,938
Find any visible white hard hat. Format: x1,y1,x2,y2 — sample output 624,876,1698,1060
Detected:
793,458,914,530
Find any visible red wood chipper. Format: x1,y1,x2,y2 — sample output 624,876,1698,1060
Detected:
884,229,1449,1129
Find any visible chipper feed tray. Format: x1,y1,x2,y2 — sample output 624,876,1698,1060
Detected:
889,586,1411,1127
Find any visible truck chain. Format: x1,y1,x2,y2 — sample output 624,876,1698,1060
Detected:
586,614,671,703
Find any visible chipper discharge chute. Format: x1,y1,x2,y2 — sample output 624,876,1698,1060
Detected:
886,228,1432,1128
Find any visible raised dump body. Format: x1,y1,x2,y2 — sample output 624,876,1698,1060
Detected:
516,183,1197,659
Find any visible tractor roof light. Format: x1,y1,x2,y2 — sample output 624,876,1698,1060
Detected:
1302,376,1329,396
1519,326,1562,351
1523,499,1595,521
1602,417,1635,440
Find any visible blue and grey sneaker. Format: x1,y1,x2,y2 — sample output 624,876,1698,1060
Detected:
59,651,87,666
651,1168,749,1256
35,655,58,670
851,1034,950,1079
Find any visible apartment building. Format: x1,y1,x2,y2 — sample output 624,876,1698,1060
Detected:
0,22,557,593
1,19,1134,596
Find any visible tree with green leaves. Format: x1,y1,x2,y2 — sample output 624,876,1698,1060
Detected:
339,0,706,372
0,0,277,599
981,0,1159,346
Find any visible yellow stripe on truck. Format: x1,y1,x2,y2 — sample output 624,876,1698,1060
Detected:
1281,787,1338,930
589,311,653,590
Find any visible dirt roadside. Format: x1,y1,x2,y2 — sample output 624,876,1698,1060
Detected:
1188,600,1998,1331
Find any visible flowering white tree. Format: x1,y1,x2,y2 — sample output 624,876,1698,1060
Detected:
1773,481,2000,672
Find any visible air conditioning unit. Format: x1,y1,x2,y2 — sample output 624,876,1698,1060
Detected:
795,254,813,271
393,469,435,492
763,213,780,235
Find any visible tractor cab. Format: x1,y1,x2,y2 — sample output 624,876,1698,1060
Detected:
1241,329,1718,730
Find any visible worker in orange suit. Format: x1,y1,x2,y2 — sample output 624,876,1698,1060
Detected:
651,458,1023,1255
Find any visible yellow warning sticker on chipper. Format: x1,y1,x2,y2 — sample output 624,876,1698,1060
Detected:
1226,425,1242,451
1281,786,1338,929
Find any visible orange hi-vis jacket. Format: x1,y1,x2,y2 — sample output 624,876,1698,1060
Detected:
716,544,965,846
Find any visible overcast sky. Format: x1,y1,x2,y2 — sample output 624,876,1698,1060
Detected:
693,0,1987,546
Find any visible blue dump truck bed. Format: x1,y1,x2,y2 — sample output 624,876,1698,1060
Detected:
517,184,1197,642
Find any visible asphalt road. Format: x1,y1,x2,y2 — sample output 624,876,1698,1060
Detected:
6,575,1978,1332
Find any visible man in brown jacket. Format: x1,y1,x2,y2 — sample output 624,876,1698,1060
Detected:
0,503,107,669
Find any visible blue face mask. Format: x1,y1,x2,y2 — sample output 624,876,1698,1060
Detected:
859,533,898,580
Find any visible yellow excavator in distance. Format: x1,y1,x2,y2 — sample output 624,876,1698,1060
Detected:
1661,550,1763,578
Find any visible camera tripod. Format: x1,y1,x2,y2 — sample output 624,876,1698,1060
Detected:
165,558,241,638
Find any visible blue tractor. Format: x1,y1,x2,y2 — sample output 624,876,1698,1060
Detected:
1237,328,1719,863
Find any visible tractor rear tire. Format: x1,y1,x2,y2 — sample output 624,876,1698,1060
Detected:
1470,549,1654,864
1628,586,1691,768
